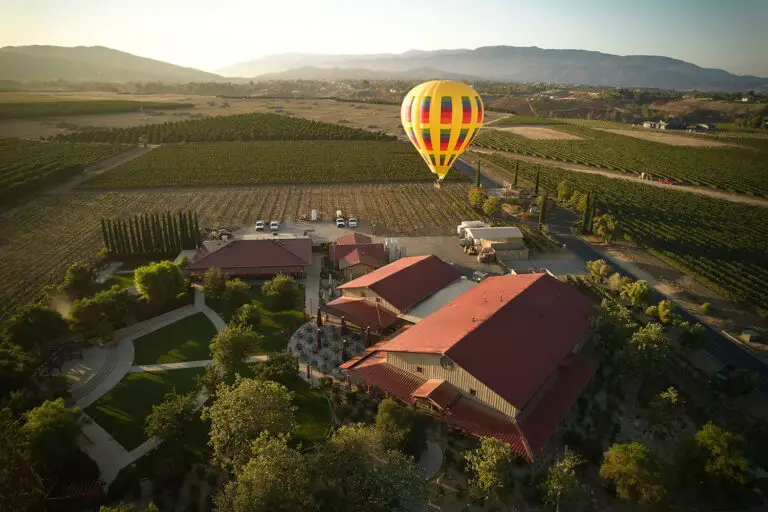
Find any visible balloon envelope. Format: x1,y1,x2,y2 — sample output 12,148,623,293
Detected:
401,80,484,180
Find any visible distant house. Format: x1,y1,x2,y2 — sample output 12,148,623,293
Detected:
329,233,387,280
341,273,596,462
185,238,312,279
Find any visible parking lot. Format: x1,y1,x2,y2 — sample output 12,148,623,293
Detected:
234,219,373,243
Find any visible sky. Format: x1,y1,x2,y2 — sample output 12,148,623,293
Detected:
1,0,767,76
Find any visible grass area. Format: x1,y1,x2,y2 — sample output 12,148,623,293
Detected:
80,141,469,188
116,257,172,272
132,312,217,365
209,285,306,353
85,368,204,451
286,375,332,446
88,274,134,295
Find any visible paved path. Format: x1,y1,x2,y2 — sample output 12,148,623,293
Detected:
418,440,444,479
95,262,122,284
130,355,267,373
304,253,322,315
78,413,132,485
469,147,768,208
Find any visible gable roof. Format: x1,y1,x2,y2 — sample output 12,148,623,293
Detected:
380,273,594,409
337,255,461,312
321,297,399,332
338,248,386,270
186,238,311,272
336,232,373,245
330,243,386,267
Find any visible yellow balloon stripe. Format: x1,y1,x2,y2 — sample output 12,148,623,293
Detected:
401,80,484,180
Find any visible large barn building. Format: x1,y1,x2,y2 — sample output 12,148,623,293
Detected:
185,238,312,279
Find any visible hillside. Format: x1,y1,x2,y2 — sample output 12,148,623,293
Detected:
220,46,768,92
253,66,480,81
0,45,224,83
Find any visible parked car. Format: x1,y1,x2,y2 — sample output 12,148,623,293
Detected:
336,218,346,228
348,217,358,228
472,271,489,282
255,220,265,231
270,220,279,232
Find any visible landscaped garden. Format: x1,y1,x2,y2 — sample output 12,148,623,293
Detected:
284,374,332,445
132,312,218,365
85,367,205,451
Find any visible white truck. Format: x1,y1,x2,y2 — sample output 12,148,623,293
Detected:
457,220,490,238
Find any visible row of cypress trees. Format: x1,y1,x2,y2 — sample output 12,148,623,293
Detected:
100,211,201,257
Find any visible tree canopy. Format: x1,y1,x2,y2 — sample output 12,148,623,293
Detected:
253,352,298,386
230,303,261,330
2,304,68,355
375,398,427,458
599,442,666,505
464,436,516,502
210,326,261,376
542,450,589,511
60,261,94,299
261,274,299,310
586,259,611,283
225,278,251,309
134,260,186,305
203,268,228,301
0,409,43,510
620,280,650,307
21,398,81,477
594,214,619,243
145,390,197,442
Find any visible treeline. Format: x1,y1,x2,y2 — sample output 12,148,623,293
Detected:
55,112,397,144
0,100,194,119
101,211,201,257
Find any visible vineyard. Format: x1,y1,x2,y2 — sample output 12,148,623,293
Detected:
0,138,126,203
82,141,468,188
474,126,768,197
55,112,396,144
486,155,768,310
0,184,474,319
0,100,194,119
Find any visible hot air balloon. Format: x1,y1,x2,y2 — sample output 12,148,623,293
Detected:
401,80,484,183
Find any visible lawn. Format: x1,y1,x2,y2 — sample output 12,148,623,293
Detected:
132,312,217,365
287,375,333,446
85,368,205,451
209,285,306,354
88,274,134,295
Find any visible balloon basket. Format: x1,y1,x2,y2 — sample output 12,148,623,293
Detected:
433,180,442,190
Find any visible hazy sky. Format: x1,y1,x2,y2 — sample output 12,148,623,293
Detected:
2,0,767,76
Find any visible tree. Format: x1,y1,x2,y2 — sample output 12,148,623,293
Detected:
474,159,481,187
468,186,487,209
210,326,262,376
225,279,251,309
591,299,634,353
253,352,298,385
309,424,427,512
464,436,515,502
656,299,674,324
513,159,519,187
557,180,573,201
60,261,93,299
145,390,196,442
538,191,548,229
134,261,186,306
261,274,299,310
230,303,261,330
69,285,137,343
594,214,618,243
586,259,611,284
600,442,666,504
0,409,43,510
202,377,296,472
607,272,632,294
678,322,707,351
375,398,427,458
534,169,540,195
214,434,313,512
620,280,650,307
482,197,501,217
21,398,80,477
3,304,68,355
628,323,668,377
203,268,228,301
647,387,683,432
542,450,589,511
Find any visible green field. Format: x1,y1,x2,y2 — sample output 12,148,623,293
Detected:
487,155,768,310
132,312,218,365
56,112,396,144
0,99,193,119
82,141,468,188
474,125,768,197
0,138,126,203
287,375,332,445
488,115,564,125
86,368,204,450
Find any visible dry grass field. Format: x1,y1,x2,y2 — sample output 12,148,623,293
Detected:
495,126,584,140
0,183,474,319
597,128,733,147
0,92,505,139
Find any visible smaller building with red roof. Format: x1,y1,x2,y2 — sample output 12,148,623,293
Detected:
341,272,596,462
185,238,312,279
329,233,386,280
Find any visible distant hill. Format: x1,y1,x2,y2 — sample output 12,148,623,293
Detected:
221,46,768,92
253,66,480,81
0,45,225,83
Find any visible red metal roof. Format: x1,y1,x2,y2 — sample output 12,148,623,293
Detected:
321,297,399,332
329,243,385,264
187,238,311,273
519,354,596,456
336,233,373,245
337,255,461,312
350,361,426,404
380,273,594,409
338,247,386,270
413,379,461,410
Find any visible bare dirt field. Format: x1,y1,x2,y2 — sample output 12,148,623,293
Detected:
0,92,505,139
650,98,755,117
495,126,584,140
0,183,475,319
597,128,732,147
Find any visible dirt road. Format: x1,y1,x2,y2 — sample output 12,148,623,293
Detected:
469,148,768,208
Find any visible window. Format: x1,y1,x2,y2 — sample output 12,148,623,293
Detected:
375,297,381,303
360,291,366,297
469,388,477,397
416,366,423,373
440,356,454,371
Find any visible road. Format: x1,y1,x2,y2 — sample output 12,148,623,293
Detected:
547,207,768,394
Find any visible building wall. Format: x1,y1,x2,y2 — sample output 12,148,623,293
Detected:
340,287,402,315
386,351,518,418
344,264,378,281
478,238,526,250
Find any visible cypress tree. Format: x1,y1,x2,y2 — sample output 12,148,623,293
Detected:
534,170,540,196
538,191,547,230
132,216,143,254
179,211,189,249
141,214,151,253
162,212,171,253
100,218,109,250
193,212,200,246
475,160,481,187
513,160,519,187
115,219,125,256
581,192,591,233
590,193,598,233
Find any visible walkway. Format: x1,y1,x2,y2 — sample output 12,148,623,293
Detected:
304,253,322,315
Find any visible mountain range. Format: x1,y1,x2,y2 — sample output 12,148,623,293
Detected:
1,44,766,92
